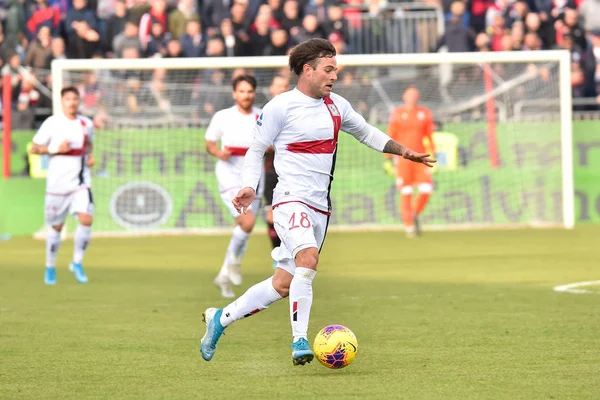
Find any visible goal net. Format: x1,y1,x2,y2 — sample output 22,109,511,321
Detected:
48,51,573,237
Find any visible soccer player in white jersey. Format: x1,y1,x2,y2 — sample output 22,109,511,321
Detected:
30,87,95,285
205,75,263,298
200,39,435,365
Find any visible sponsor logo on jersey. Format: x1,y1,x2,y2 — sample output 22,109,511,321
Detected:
109,182,173,230
256,113,263,126
327,103,340,117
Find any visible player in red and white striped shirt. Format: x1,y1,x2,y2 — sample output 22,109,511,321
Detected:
204,75,262,299
200,39,435,365
30,87,95,286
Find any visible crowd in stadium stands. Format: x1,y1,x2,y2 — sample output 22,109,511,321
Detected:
0,0,598,127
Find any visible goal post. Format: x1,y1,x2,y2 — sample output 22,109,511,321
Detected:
48,50,574,237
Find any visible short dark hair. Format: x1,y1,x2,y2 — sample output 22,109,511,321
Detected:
61,86,79,98
232,74,257,91
289,38,336,76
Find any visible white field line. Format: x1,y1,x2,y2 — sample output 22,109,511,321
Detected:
553,280,600,294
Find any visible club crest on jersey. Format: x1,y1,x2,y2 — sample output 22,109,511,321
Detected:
417,111,425,120
256,113,263,126
327,103,340,117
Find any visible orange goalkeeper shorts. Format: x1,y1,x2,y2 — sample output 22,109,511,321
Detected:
395,158,433,188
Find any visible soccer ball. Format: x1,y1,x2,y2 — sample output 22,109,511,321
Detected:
313,325,358,369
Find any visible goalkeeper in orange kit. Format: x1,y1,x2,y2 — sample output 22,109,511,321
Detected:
385,87,435,237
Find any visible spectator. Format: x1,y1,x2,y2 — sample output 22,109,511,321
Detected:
487,14,506,51
102,0,128,55
139,0,168,51
248,12,272,55
323,5,349,41
523,31,542,50
504,0,528,29
165,38,183,57
66,0,100,59
112,20,142,58
219,18,246,56
264,28,288,55
305,0,328,24
26,0,61,40
470,0,495,33
510,21,525,49
1,52,23,103
25,26,52,69
205,37,225,57
292,14,324,44
475,32,491,51
180,17,206,57
169,0,199,39
525,12,552,49
328,32,346,55
579,0,600,33
280,0,302,35
5,0,26,44
560,8,586,51
0,24,17,67
231,1,250,35
147,21,171,57
48,36,66,67
436,1,476,52
202,0,236,31
250,4,281,33
267,0,284,22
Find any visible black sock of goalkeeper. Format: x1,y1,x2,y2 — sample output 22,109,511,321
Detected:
267,223,281,249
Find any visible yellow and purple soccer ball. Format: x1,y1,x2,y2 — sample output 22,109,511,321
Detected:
313,325,358,369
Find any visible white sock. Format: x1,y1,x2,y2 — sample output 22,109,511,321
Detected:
217,261,228,280
73,224,92,264
226,225,250,260
46,227,62,268
289,267,317,342
220,276,283,327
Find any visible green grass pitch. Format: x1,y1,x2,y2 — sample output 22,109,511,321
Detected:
1,227,600,399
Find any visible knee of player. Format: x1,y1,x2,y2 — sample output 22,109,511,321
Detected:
238,214,256,233
295,248,319,270
272,275,291,297
51,224,64,232
78,214,93,226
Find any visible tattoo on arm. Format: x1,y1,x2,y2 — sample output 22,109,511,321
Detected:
382,139,406,157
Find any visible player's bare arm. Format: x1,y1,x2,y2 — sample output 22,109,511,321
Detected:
86,141,95,167
383,139,436,168
30,139,70,155
205,140,231,161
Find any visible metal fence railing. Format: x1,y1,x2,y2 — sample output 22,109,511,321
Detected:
345,3,444,54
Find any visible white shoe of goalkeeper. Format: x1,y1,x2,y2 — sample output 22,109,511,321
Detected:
214,275,235,299
226,257,242,286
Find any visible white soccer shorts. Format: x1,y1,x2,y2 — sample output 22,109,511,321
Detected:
220,186,262,219
44,187,94,226
217,166,264,219
271,201,329,276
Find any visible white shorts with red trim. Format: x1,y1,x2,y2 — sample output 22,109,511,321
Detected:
216,159,264,219
271,201,329,276
220,186,262,219
45,187,94,226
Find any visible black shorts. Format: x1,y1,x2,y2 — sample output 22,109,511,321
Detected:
263,164,278,206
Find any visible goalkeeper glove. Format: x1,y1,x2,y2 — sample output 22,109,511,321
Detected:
383,159,395,177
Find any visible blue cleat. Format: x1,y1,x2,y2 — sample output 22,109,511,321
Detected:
69,262,88,283
291,338,314,366
273,260,278,269
200,308,226,361
44,267,56,285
